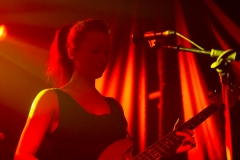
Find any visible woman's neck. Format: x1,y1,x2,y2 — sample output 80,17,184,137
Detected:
61,72,96,92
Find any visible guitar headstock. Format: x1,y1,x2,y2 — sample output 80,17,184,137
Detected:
208,90,223,108
228,82,240,106
208,82,240,108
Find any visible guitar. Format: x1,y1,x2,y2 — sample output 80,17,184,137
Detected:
98,85,239,160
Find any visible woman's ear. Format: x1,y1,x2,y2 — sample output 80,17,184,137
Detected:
68,47,74,60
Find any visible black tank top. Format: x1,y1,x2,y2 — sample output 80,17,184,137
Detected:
50,89,128,160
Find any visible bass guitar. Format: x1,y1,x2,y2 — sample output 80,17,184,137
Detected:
98,88,237,160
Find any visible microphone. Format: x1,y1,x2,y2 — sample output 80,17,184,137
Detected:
132,30,176,44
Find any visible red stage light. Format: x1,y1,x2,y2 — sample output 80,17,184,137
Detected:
0,25,7,40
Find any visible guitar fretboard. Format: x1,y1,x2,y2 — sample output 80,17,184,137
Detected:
133,103,220,160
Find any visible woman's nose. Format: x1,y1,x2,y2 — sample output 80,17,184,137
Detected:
99,51,110,63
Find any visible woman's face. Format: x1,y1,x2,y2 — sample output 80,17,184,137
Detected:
73,31,110,79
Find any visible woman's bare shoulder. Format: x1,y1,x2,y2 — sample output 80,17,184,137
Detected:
30,88,59,116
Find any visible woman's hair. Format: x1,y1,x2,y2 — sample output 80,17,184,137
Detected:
46,19,109,87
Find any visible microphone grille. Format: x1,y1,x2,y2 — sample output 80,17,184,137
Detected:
132,31,144,44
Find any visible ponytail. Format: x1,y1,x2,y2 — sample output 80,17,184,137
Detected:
46,25,73,87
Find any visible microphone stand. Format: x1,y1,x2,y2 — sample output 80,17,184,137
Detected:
157,44,235,160
210,50,233,160
161,45,237,60
146,38,237,60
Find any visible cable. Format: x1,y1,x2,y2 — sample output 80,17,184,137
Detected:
176,32,204,50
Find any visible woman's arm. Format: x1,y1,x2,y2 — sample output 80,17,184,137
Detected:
14,89,58,160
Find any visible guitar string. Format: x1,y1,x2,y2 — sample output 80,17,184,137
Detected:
133,105,217,159
133,103,220,160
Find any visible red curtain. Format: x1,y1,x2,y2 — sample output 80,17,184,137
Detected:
157,1,239,160
0,0,239,159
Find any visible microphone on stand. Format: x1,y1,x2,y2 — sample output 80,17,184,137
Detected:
132,30,176,44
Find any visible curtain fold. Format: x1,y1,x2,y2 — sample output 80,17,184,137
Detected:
162,0,240,159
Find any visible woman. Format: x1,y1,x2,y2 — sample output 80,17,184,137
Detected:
15,19,195,160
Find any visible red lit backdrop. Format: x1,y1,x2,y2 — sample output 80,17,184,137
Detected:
0,0,239,160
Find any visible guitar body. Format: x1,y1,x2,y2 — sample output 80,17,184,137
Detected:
98,139,133,160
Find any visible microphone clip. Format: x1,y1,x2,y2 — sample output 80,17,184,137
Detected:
147,39,161,49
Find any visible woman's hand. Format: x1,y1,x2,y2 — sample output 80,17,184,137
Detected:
175,129,196,153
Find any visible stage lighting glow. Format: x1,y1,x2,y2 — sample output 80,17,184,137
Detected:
0,25,7,40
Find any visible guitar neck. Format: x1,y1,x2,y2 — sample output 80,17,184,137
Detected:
133,103,220,160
